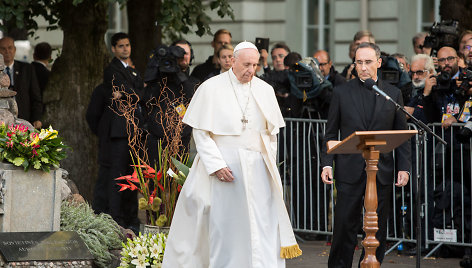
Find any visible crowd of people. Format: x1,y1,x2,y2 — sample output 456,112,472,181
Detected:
3,25,472,267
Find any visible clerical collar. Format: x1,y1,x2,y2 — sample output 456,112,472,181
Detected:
359,77,378,83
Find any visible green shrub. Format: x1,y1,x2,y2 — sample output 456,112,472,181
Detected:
60,201,124,268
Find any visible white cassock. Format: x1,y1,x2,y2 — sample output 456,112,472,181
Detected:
162,69,301,268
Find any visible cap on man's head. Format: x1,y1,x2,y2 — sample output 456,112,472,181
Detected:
233,41,258,53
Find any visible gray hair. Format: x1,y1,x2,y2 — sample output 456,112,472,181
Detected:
412,32,427,46
411,53,437,75
355,42,381,59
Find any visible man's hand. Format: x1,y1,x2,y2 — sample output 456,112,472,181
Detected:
442,116,457,129
260,49,269,68
423,73,436,96
395,171,409,187
33,120,42,129
214,167,235,182
321,167,333,185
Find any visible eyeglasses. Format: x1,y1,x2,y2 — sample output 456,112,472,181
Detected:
318,62,329,67
437,56,457,63
464,45,472,51
409,69,428,76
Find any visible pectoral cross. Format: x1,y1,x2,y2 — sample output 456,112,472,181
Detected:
241,115,248,129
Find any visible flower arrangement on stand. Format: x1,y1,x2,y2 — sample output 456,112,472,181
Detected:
0,123,68,171
118,232,167,268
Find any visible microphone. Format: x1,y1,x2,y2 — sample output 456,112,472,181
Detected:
364,78,391,101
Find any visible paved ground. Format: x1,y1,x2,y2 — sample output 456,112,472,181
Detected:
287,240,462,267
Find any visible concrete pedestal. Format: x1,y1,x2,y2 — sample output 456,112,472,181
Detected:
0,163,62,232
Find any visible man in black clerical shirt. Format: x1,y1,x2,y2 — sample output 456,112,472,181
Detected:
321,42,411,268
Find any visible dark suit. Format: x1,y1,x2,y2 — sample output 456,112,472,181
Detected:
11,60,42,123
31,61,50,96
94,57,143,228
321,78,410,267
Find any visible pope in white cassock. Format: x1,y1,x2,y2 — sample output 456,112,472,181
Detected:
162,41,302,268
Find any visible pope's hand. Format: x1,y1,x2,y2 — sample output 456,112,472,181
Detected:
321,167,333,184
214,167,234,182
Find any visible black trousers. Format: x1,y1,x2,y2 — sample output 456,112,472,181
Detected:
107,138,138,227
328,175,392,268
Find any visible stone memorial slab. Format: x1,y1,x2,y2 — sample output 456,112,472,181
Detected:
0,231,93,262
0,162,62,232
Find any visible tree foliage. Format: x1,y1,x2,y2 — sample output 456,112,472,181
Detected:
0,0,234,39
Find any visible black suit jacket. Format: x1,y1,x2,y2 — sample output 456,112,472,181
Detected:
321,78,410,185
12,60,43,123
102,57,144,138
31,61,50,96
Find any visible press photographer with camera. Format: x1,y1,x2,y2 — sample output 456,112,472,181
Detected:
142,40,199,166
422,46,472,127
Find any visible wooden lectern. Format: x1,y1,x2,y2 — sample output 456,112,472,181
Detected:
327,130,417,268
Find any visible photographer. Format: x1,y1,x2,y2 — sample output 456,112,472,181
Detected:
423,47,470,126
142,42,199,167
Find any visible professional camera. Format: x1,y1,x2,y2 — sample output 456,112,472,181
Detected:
432,71,452,92
423,20,460,56
287,57,331,100
456,68,472,96
144,45,186,83
457,120,472,143
378,55,411,89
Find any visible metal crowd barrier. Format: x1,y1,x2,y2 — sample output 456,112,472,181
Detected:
279,118,472,257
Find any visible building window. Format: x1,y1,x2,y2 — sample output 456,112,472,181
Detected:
305,0,330,56
418,0,440,32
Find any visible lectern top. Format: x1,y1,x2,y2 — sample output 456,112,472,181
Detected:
327,130,418,154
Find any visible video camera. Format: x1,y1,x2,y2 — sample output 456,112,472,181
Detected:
287,57,331,100
378,55,411,89
423,20,460,56
144,45,186,83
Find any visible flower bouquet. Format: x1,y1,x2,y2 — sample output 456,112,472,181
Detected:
115,142,190,227
118,232,167,268
112,79,192,227
0,123,68,172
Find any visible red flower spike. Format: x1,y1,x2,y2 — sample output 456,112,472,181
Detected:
117,183,131,191
149,196,154,205
115,175,131,181
177,185,182,192
156,170,162,181
157,182,164,192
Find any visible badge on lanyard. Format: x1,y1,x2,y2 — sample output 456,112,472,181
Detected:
175,104,186,119
458,100,472,122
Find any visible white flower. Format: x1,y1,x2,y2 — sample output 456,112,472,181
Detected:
150,242,163,259
129,245,140,258
131,254,150,268
167,168,178,179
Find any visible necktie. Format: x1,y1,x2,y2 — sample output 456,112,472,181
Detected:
5,66,11,87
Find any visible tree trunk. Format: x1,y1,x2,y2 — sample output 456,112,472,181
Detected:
127,0,162,74
440,0,472,32
42,0,110,201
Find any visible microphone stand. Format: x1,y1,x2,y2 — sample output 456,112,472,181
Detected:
371,85,446,268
